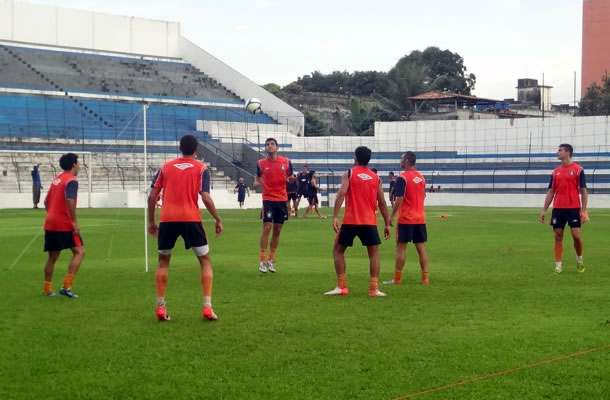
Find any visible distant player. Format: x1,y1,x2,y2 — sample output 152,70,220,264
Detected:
148,134,224,321
286,173,298,216
384,152,429,285
234,177,250,209
540,143,588,274
302,175,325,218
253,137,293,273
388,172,396,206
32,164,42,209
325,146,391,297
295,165,312,217
42,153,85,298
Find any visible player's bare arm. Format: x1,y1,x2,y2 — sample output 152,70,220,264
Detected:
253,175,261,188
540,188,555,223
147,187,160,237
376,179,391,239
201,191,223,237
580,187,589,223
332,171,350,233
66,198,79,235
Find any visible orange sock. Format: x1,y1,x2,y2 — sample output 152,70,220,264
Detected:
422,271,429,282
260,249,266,262
554,242,563,262
269,248,277,261
369,277,379,293
574,241,583,256
337,273,347,289
155,268,168,297
202,275,212,297
44,281,52,295
393,270,402,283
63,273,74,290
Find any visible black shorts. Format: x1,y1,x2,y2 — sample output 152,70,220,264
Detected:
287,193,297,201
158,222,208,251
263,200,288,224
396,224,427,243
297,190,308,199
307,196,318,206
237,194,246,203
551,208,581,229
337,224,381,247
44,231,84,252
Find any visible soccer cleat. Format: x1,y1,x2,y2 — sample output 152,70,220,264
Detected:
156,305,171,321
59,288,79,298
554,266,563,274
369,289,388,297
576,262,585,273
45,291,57,297
324,287,349,296
422,279,429,285
267,260,276,273
259,261,268,273
383,279,400,285
202,306,218,321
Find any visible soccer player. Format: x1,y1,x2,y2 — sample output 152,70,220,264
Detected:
383,152,429,285
253,137,293,273
42,153,84,298
294,165,312,217
148,134,224,321
325,146,391,297
233,177,250,209
32,164,42,209
302,175,325,218
539,143,588,274
286,173,298,217
388,171,396,207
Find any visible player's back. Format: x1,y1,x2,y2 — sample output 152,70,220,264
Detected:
44,171,77,231
155,157,207,222
398,169,426,224
343,166,378,225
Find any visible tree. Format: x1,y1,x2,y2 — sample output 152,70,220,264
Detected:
282,82,304,94
263,83,281,94
580,75,610,116
303,110,328,136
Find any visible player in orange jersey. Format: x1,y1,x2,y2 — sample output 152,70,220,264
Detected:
383,151,429,285
325,146,391,297
540,143,588,274
253,138,293,273
42,153,85,298
148,134,224,321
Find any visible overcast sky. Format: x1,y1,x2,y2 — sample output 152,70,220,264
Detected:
34,0,584,105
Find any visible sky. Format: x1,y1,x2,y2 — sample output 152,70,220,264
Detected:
33,0,584,105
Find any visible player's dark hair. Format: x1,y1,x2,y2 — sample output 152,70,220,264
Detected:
59,153,78,171
559,143,573,156
354,146,372,166
389,172,394,177
265,137,278,146
405,151,417,166
180,134,198,155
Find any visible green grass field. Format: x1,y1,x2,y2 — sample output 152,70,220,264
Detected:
1,207,609,400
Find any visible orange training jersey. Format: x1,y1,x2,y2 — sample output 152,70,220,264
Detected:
550,163,586,209
342,166,379,226
44,171,78,231
152,157,209,222
396,169,426,224
257,156,293,202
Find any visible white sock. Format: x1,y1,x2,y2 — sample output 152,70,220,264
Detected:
576,255,583,263
555,262,562,270
203,296,212,307
157,297,166,306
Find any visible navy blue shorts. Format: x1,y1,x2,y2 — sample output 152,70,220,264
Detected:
307,196,319,206
44,231,84,252
287,193,297,201
263,200,288,224
337,224,381,247
396,224,427,243
237,194,246,203
551,208,581,229
158,222,207,251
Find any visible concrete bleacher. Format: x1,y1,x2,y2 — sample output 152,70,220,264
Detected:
0,44,239,101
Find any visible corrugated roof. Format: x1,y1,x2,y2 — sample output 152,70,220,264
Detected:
408,90,499,103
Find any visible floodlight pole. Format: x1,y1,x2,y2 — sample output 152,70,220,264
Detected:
143,103,149,273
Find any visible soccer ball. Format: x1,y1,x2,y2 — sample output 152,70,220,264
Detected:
245,98,262,115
